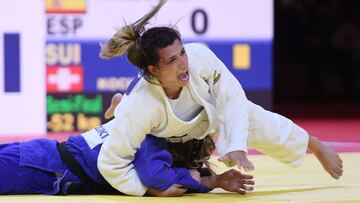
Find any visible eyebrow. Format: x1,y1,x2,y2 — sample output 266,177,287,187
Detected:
165,47,185,63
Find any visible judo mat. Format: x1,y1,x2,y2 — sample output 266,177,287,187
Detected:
0,153,359,203
0,119,359,203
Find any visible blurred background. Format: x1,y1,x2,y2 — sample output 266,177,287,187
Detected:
0,0,359,139
274,0,360,118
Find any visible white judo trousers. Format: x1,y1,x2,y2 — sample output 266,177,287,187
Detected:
246,101,309,167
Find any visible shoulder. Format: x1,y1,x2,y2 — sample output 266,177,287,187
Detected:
185,43,217,79
114,77,164,121
184,43,213,57
185,43,218,67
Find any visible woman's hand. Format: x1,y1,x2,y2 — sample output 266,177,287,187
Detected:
218,150,255,171
189,169,201,182
145,184,187,197
215,169,254,194
199,169,254,194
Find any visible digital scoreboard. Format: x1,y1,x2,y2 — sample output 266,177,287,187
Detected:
0,0,273,134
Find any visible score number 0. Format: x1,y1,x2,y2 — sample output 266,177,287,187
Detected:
191,9,208,35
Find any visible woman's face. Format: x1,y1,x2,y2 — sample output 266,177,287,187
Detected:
148,39,189,98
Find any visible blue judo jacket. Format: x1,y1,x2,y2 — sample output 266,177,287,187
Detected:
0,125,208,194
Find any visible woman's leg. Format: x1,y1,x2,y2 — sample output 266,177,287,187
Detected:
104,93,122,119
307,135,343,179
247,102,343,179
0,143,57,194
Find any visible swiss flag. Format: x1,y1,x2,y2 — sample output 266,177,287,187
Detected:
47,66,84,93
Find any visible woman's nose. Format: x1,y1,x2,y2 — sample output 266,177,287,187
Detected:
179,56,187,69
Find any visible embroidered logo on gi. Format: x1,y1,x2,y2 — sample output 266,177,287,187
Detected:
95,126,109,139
213,71,221,85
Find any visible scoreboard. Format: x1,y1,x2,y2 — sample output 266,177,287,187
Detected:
0,0,273,135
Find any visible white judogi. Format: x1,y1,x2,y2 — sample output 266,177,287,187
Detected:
98,43,309,196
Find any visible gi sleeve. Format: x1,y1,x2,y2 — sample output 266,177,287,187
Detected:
196,44,250,156
134,135,209,193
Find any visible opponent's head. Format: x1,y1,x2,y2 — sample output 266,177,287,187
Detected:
168,136,216,173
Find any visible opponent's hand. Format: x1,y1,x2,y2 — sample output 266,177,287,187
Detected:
216,169,254,194
189,169,201,182
104,93,122,119
145,184,187,197
218,150,255,171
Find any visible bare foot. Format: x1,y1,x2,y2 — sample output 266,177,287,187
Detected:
308,136,343,179
104,93,123,119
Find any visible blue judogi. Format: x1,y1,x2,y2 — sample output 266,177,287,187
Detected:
0,127,208,194
0,139,76,194
134,135,209,193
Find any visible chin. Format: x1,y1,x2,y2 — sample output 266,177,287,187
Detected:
179,80,189,87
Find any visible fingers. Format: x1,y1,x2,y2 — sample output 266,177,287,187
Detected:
236,189,246,195
219,152,255,171
237,159,255,171
242,179,255,186
241,184,254,191
171,187,187,196
218,157,236,167
240,173,254,179
233,185,254,195
189,169,201,182
234,171,255,186
229,169,254,179
220,169,255,195
164,184,187,197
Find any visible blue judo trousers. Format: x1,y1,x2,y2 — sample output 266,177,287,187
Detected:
0,128,208,194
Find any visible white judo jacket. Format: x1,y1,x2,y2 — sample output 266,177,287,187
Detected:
97,43,309,196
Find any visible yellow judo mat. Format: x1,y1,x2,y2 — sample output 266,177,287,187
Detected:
0,152,359,203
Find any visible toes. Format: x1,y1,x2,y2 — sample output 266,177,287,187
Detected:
333,166,343,177
330,169,340,179
337,161,343,170
337,160,343,168
329,167,342,179
337,155,343,164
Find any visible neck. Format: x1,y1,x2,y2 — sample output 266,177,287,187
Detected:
163,86,183,99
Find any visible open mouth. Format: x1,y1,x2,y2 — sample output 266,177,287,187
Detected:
177,71,189,82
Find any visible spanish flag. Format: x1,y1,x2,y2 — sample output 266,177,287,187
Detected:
46,0,86,14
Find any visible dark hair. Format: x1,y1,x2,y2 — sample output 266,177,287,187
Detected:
134,27,181,79
100,0,181,81
168,136,216,174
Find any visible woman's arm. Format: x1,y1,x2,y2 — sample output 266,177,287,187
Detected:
134,135,255,196
189,43,254,171
145,184,187,197
133,135,209,193
98,81,161,196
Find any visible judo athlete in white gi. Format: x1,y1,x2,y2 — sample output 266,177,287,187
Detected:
0,93,254,195
98,0,344,197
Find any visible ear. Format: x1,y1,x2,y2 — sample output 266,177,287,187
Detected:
147,65,158,76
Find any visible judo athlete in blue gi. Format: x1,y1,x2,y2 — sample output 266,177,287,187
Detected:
0,93,254,196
